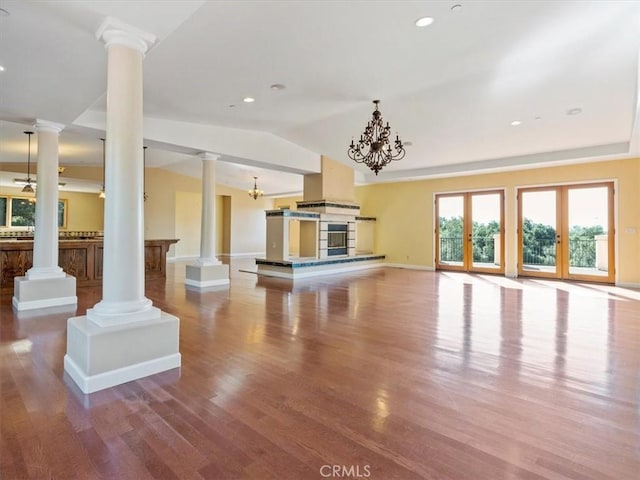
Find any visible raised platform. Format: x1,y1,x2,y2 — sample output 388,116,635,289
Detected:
256,253,385,279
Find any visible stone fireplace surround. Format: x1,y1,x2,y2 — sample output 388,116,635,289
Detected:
256,199,384,279
255,155,385,278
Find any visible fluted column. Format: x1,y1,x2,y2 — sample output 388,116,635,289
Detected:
197,153,221,265
65,17,180,394
88,18,155,325
27,120,65,280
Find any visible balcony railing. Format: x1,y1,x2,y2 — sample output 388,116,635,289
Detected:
439,236,496,263
523,237,598,267
439,236,600,268
439,236,464,262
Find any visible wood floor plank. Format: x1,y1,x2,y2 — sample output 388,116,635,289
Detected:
1,259,640,479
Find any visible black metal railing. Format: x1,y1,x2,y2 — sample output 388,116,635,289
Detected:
568,237,597,268
439,236,464,262
440,236,600,267
522,237,597,267
439,236,497,263
522,236,556,266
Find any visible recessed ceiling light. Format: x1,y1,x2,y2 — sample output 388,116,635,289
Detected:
451,5,462,13
567,108,582,116
511,120,521,126
534,116,542,120
270,84,286,91
0,8,9,17
228,104,236,108
415,16,434,27
0,65,5,72
243,97,255,103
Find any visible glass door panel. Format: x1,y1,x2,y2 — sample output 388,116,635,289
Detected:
520,189,559,278
518,183,614,283
437,191,504,273
566,186,611,280
471,193,502,271
437,195,465,268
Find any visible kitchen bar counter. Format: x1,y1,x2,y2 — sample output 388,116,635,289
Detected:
0,238,178,290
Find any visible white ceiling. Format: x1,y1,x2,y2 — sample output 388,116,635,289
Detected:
1,0,639,194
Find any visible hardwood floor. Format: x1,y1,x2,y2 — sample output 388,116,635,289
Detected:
1,259,639,479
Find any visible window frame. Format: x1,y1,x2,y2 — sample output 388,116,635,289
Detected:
0,195,67,230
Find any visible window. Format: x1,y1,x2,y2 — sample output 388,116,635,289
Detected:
11,198,36,226
0,197,6,227
6,197,67,228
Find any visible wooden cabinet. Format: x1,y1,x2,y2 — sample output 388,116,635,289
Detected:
0,239,178,290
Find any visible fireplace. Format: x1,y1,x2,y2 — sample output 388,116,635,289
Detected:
327,224,348,256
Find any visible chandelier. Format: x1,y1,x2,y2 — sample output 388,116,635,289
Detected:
248,176,263,200
347,100,405,175
22,131,35,193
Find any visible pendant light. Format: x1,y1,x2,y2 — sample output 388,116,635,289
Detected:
248,176,263,200
22,131,34,193
143,146,148,202
98,138,105,198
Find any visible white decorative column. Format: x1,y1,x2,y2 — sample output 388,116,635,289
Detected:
64,17,180,394
13,120,77,311
185,152,230,288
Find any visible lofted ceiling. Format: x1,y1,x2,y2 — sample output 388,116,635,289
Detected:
0,0,639,195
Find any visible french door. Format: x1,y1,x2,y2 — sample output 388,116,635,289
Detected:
435,190,505,274
518,182,614,283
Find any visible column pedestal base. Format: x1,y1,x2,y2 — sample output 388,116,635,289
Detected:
64,310,180,394
185,263,230,288
12,274,77,311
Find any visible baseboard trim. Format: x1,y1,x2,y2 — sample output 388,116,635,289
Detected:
63,353,181,394
616,282,640,289
384,263,436,271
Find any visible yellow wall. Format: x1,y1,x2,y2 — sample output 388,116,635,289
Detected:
274,196,303,255
145,168,273,258
175,191,202,258
1,165,271,256
302,156,355,202
356,158,640,285
0,185,104,231
303,173,322,202
320,155,355,202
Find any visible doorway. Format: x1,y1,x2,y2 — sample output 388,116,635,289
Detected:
518,182,614,283
435,190,505,274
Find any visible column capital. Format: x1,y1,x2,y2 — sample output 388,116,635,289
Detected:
35,119,65,134
198,152,220,162
96,17,156,55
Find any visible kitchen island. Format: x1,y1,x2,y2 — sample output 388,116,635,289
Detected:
0,238,178,290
